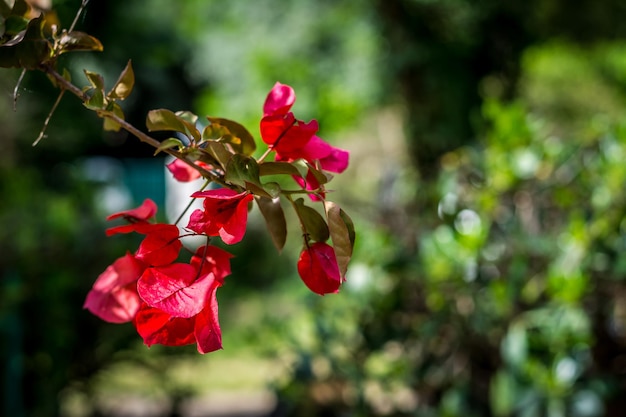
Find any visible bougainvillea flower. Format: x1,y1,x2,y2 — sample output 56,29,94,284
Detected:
297,242,343,295
263,82,296,117
83,253,146,323
166,159,211,182
134,273,224,353
187,188,253,244
135,224,182,266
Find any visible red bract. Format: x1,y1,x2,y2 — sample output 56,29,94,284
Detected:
187,188,253,244
166,159,211,182
83,253,145,323
105,198,159,236
134,269,225,353
135,224,182,266
191,245,234,284
297,242,343,295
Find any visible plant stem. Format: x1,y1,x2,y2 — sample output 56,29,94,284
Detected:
40,64,229,187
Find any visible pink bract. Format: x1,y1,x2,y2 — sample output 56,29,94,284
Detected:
263,82,296,117
83,253,145,323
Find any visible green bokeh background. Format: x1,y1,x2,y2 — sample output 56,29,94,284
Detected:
3,0,626,416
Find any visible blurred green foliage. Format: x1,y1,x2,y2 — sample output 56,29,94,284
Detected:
4,1,626,417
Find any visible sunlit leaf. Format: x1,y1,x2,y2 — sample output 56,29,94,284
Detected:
146,108,200,142
57,30,103,54
255,196,287,252
176,110,198,126
206,117,256,156
83,88,105,110
324,201,354,277
294,198,329,243
154,137,184,155
84,69,104,91
108,59,134,100
102,101,124,131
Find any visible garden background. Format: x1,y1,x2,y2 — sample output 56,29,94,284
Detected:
3,0,626,416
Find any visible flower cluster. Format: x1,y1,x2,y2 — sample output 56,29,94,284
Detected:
84,82,355,353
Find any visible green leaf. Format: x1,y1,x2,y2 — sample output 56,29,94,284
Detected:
9,0,30,17
176,110,198,126
259,161,302,177
291,159,310,180
308,164,333,185
108,59,134,100
339,208,356,248
0,2,11,17
324,201,354,277
0,16,52,69
206,117,256,156
146,109,200,142
225,154,261,188
2,15,27,36
294,198,329,243
154,138,184,155
201,142,234,170
84,69,104,91
83,88,105,110
255,196,287,252
57,30,103,54
102,102,124,132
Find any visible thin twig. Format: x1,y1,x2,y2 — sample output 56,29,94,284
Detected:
174,180,210,226
69,0,90,33
32,89,65,146
13,69,27,111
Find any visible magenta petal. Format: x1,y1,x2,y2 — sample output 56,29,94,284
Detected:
302,135,333,160
263,82,296,117
138,264,215,318
320,147,350,173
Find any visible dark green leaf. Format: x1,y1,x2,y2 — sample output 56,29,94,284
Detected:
206,117,256,156
308,164,333,186
255,196,287,252
325,201,354,277
225,154,261,188
259,161,302,177
2,15,27,36
339,208,356,248
294,198,329,243
108,59,134,100
146,109,200,142
57,30,103,54
9,0,30,17
202,141,234,170
0,16,52,69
